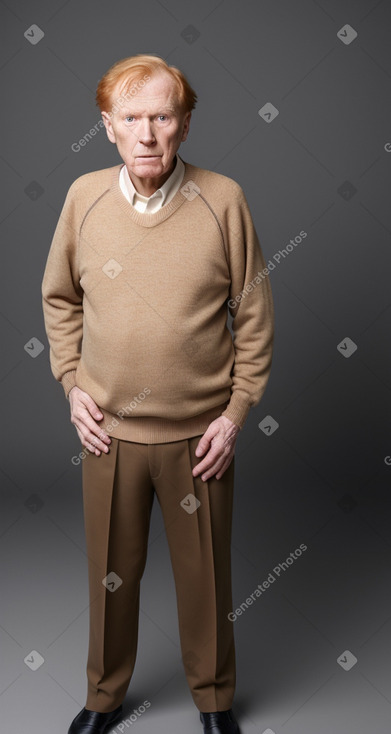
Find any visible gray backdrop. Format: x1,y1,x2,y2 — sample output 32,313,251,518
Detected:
1,0,391,732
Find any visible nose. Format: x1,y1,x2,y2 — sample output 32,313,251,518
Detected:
138,118,155,145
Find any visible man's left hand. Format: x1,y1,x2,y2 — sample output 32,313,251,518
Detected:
192,415,240,481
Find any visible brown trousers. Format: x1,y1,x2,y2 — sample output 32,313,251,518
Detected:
81,434,236,713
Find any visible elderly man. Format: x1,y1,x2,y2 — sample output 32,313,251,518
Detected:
42,54,274,734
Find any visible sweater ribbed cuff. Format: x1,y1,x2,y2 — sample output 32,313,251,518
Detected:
61,369,77,399
221,391,252,430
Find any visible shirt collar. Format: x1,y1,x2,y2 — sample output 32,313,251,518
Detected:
121,154,185,210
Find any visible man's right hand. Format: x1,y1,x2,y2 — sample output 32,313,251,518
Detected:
68,386,111,456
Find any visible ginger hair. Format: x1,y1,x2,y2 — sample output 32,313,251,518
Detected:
96,54,197,115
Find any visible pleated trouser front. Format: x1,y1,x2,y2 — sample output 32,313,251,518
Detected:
81,434,236,713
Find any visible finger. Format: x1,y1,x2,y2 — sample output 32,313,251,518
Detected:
87,437,103,456
82,396,104,421
74,428,101,457
196,453,226,482
215,455,233,480
195,435,211,457
73,418,111,453
84,431,110,453
72,411,111,446
192,452,218,477
200,444,235,481
84,435,107,456
195,423,221,457
85,438,102,456
192,441,225,475
71,388,104,421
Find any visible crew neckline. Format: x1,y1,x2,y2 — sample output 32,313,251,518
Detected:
110,157,200,228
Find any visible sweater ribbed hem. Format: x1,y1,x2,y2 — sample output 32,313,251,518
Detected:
97,402,230,444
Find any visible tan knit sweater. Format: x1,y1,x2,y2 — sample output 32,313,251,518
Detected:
41,160,274,443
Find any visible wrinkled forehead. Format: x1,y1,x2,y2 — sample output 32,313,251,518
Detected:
110,72,180,116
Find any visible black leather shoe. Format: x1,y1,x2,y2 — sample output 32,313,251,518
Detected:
68,705,122,733
200,709,240,734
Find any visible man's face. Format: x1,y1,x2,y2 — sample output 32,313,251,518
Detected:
102,71,191,187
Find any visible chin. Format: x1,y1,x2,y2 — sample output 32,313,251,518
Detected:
135,164,164,176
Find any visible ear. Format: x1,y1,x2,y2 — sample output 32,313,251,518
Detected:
101,111,116,144
181,111,191,142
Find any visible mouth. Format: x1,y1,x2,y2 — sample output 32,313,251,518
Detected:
135,155,162,159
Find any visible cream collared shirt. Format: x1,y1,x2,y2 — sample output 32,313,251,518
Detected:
119,154,185,213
